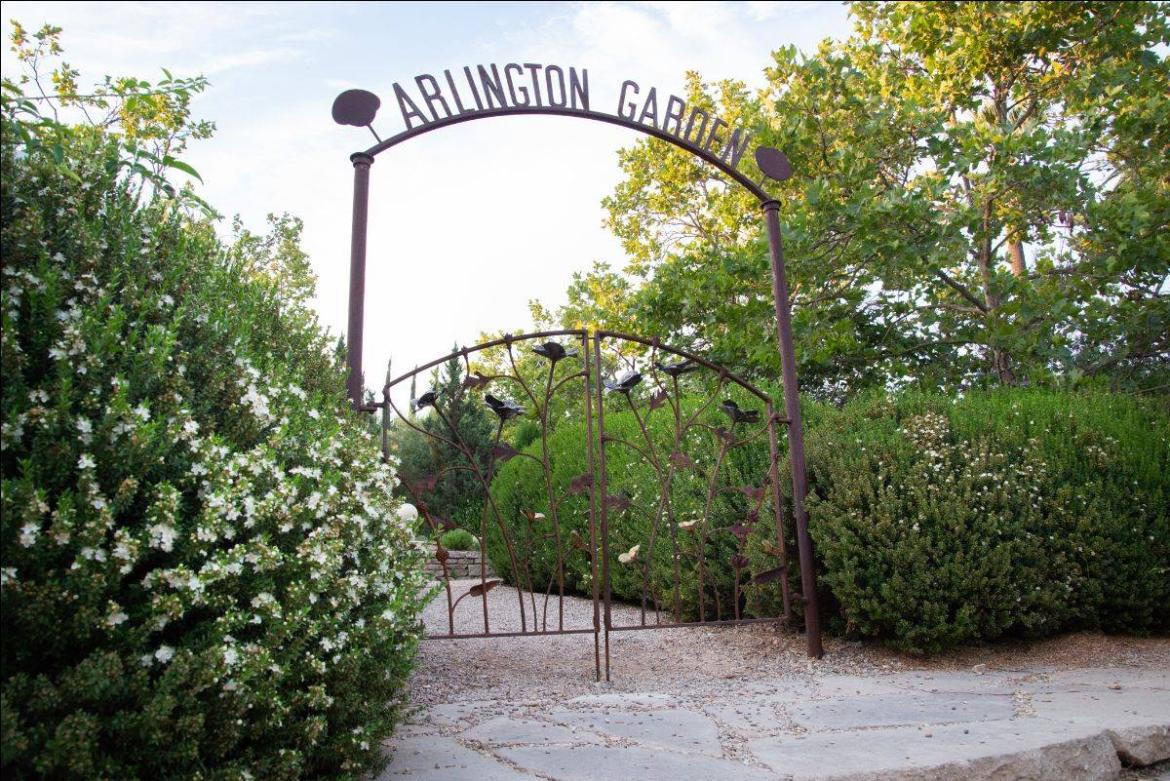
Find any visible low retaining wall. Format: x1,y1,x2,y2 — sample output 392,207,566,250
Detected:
424,550,496,579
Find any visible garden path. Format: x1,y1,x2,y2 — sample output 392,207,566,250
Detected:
379,580,1170,780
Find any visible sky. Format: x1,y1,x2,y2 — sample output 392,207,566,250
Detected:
2,1,853,402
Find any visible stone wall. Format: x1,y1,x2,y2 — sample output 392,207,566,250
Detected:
424,550,496,580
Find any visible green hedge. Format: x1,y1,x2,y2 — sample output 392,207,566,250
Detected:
0,117,427,776
749,390,1170,653
487,388,777,624
439,528,478,552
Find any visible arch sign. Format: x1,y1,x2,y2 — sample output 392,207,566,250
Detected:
332,62,823,658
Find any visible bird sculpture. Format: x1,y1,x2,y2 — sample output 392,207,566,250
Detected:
655,358,699,377
604,371,643,394
412,390,437,411
721,399,760,424
484,393,525,421
532,341,579,363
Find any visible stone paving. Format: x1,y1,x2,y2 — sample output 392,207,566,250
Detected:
378,665,1169,780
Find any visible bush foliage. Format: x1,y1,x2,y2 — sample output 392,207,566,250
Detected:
488,387,777,624
439,528,478,552
1,63,426,780
749,390,1170,652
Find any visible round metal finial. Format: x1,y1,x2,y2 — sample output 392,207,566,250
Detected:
755,146,793,182
332,89,381,127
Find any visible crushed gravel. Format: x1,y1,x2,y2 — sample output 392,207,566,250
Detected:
406,579,1170,710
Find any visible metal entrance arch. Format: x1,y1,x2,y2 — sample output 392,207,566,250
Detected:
382,330,799,682
332,81,824,659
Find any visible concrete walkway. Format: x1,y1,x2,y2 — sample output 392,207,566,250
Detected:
379,663,1168,780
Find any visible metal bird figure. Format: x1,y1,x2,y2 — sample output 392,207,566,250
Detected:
604,371,643,394
412,390,437,411
721,399,760,424
655,358,699,377
532,341,579,363
484,393,525,421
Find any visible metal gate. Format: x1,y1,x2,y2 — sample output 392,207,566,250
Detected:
378,330,806,681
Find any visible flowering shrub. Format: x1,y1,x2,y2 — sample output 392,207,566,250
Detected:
0,107,427,776
747,390,1170,653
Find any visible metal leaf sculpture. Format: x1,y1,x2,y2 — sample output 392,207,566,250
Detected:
729,524,751,540
491,442,519,462
484,393,525,421
569,529,591,556
730,554,750,569
412,390,437,411
752,566,788,584
737,485,765,502
760,541,784,558
655,358,699,377
468,579,502,597
714,427,737,444
670,450,696,469
532,341,579,363
604,371,642,394
463,371,492,390
618,544,640,564
435,542,449,564
604,494,631,512
568,473,593,494
649,389,668,410
521,509,546,524
331,89,381,127
721,399,760,424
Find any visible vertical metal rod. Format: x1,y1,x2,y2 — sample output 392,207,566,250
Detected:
346,152,374,410
765,401,793,622
381,360,392,463
581,333,601,682
592,333,613,681
762,200,823,658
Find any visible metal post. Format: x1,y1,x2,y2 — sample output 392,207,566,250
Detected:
346,152,374,410
761,200,823,659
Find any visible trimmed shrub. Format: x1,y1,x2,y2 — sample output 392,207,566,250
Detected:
0,110,427,776
749,390,1170,653
488,388,777,623
439,528,478,552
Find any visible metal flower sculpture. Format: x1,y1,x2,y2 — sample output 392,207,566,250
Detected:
655,358,699,377
484,393,525,421
532,341,579,363
604,371,643,395
412,390,437,411
720,399,760,424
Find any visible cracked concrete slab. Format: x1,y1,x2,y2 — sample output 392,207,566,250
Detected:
550,707,724,755
496,743,776,781
790,690,1016,730
378,735,540,780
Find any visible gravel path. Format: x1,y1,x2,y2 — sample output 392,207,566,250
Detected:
382,579,1170,780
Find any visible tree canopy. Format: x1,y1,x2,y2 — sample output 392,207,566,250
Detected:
548,1,1169,399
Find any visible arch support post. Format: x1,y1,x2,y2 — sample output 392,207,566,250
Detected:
346,152,374,409
761,199,823,659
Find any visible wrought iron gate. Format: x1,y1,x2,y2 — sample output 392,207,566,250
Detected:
379,330,804,681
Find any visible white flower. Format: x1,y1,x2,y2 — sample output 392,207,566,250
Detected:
149,523,178,552
78,453,96,470
106,607,129,627
0,567,17,586
76,418,93,444
155,645,175,664
19,523,39,547
395,504,418,523
223,647,239,666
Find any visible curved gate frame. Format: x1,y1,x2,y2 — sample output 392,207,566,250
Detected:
333,84,824,659
380,330,799,681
